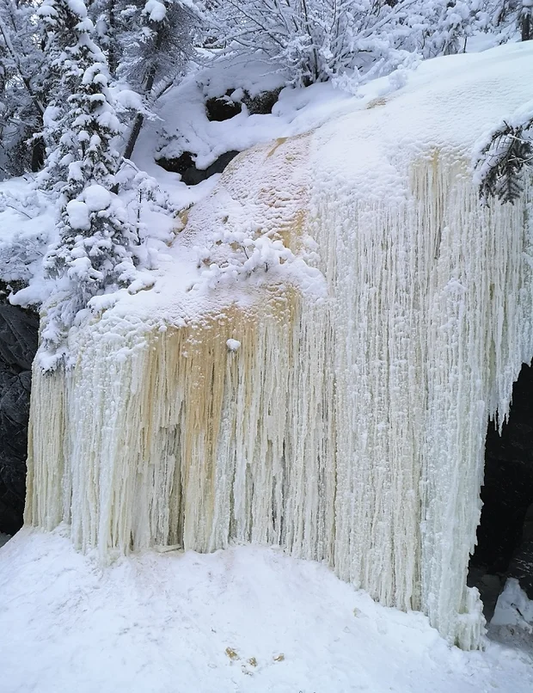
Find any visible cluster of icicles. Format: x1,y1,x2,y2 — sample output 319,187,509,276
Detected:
26,147,533,650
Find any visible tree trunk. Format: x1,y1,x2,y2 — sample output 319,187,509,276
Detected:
31,136,45,172
121,24,163,161
522,13,531,41
122,113,145,161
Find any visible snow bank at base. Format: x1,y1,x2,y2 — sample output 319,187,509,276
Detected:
0,529,532,693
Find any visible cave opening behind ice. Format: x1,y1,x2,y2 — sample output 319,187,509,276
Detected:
469,362,533,619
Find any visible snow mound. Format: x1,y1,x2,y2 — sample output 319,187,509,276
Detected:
1,529,532,693
492,578,533,630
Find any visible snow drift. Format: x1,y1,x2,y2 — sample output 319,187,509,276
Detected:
25,43,533,650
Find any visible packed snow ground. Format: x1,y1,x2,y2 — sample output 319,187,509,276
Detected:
0,529,532,693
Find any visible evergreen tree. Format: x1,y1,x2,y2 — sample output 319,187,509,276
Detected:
473,1,533,202
474,108,533,203
81,1,199,160
37,0,142,366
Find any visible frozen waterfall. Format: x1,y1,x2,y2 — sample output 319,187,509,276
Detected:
25,48,533,651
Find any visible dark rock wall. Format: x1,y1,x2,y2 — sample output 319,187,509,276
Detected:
0,305,38,534
469,363,533,613
157,150,240,186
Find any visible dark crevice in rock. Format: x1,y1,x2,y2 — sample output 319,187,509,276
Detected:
205,94,242,122
0,303,38,535
156,150,240,186
204,88,282,123
469,363,533,619
241,88,282,116
508,501,533,597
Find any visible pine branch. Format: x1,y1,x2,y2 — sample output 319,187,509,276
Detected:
477,120,533,204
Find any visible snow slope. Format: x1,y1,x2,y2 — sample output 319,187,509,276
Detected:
0,529,532,693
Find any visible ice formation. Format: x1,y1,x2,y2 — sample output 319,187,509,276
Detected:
25,45,533,650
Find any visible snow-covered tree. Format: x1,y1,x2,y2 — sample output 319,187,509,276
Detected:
476,0,533,41
118,0,199,158
119,1,197,93
85,0,121,74
472,1,533,201
0,0,47,177
81,1,199,160
206,0,388,87
204,0,489,89
37,0,143,366
523,0,533,40
403,1,480,57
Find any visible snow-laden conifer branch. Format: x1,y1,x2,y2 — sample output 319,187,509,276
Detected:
474,101,533,204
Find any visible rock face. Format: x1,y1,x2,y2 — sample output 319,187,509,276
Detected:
205,95,242,122
469,364,533,612
508,502,533,599
156,87,281,185
0,305,38,534
156,150,240,186
205,88,281,122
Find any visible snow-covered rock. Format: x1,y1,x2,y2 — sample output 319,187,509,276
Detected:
492,578,533,629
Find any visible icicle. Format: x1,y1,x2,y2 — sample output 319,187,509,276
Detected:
25,144,533,651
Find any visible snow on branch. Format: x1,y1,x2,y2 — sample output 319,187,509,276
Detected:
204,0,482,89
474,100,533,203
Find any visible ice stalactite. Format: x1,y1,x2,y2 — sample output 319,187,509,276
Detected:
25,137,533,651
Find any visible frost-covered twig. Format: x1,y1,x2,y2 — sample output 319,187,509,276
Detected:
0,199,32,219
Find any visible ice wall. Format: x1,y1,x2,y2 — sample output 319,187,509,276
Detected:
26,155,533,650
309,150,533,649
25,46,533,650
